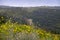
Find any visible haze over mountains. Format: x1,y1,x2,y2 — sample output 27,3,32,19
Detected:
0,5,60,34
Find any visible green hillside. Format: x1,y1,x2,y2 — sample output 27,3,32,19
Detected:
0,20,60,40
0,6,60,34
0,6,60,40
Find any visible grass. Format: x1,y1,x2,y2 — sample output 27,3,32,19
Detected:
0,20,60,40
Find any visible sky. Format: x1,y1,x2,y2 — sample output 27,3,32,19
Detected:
0,0,60,7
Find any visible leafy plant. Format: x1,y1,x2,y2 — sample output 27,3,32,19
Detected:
0,20,60,40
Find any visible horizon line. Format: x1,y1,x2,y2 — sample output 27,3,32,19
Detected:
0,5,60,7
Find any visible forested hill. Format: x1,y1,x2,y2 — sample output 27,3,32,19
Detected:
0,6,60,34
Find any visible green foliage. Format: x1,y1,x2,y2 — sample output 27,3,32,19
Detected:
0,6,60,34
0,20,60,40
0,16,7,25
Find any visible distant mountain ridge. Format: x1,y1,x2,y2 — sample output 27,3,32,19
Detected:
0,5,60,8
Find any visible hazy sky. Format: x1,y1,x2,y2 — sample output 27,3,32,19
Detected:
0,0,60,7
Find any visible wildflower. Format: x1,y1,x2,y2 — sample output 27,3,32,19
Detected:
13,29,17,32
1,16,4,19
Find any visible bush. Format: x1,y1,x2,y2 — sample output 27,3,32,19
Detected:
0,20,60,40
